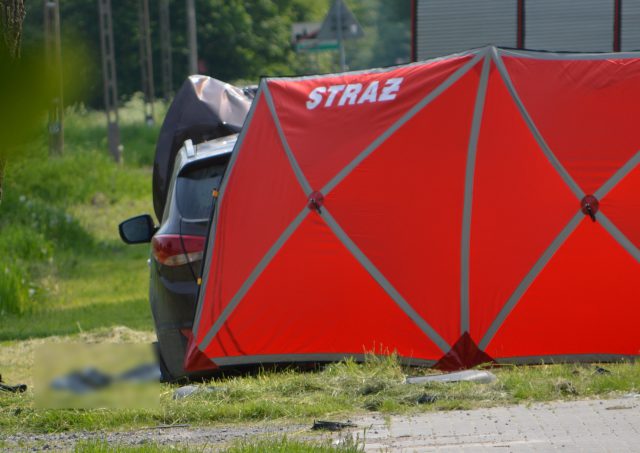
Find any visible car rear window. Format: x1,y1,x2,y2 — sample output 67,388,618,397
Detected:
176,163,226,220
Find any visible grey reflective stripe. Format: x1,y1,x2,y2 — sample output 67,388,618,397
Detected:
199,208,309,350
490,47,584,200
498,47,640,61
598,212,640,263
262,84,312,195
321,52,485,195
213,353,436,367
460,54,491,334
320,208,450,353
594,150,640,199
479,211,584,350
193,87,265,338
495,354,637,365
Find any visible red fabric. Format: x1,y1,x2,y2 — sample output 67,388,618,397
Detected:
203,214,443,360
268,56,473,190
469,63,578,342
194,100,308,343
503,57,640,195
328,66,480,346
187,48,640,371
434,332,494,371
486,220,640,358
601,164,640,249
182,329,218,372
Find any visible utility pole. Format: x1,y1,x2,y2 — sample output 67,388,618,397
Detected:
44,0,63,155
97,0,122,163
159,0,173,100
336,0,345,72
186,0,198,74
138,0,155,125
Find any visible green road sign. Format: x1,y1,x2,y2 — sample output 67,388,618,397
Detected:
295,39,339,52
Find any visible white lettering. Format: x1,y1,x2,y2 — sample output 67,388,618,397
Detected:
379,77,404,102
305,77,404,109
325,85,346,107
306,86,326,110
357,81,379,104
338,83,363,106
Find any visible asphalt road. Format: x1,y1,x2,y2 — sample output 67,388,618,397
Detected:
357,397,640,452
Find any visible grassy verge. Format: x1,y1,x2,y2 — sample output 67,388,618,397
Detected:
74,436,364,453
1,342,638,435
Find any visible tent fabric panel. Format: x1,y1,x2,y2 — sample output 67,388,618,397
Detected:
326,65,482,347
485,219,640,359
194,98,308,343
598,162,640,252
266,55,476,191
202,214,444,361
502,56,640,195
469,62,579,344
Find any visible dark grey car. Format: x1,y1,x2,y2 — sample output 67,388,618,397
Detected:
119,135,235,381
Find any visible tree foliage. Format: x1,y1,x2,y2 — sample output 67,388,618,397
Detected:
20,0,410,108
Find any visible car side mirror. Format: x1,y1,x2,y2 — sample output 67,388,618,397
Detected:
119,214,156,244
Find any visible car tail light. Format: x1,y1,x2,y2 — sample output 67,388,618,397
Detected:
151,234,206,266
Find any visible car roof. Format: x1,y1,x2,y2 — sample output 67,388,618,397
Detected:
176,134,237,174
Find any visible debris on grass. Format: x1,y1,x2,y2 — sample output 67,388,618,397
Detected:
173,385,220,400
405,370,497,384
555,379,578,396
416,393,438,404
312,420,357,431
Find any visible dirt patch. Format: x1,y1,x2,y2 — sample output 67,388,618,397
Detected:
4,422,309,451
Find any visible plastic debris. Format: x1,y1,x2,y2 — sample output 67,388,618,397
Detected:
0,374,27,393
172,385,219,400
417,393,438,404
405,370,497,384
312,420,357,431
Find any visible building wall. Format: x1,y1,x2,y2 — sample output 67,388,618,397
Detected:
414,0,637,60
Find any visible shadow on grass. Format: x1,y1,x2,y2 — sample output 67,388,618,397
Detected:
0,298,153,341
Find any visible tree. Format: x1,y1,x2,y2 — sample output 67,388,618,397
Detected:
0,0,25,58
0,0,52,204
0,0,25,203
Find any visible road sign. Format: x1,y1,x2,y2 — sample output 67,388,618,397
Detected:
296,39,339,52
317,0,364,41
317,0,363,71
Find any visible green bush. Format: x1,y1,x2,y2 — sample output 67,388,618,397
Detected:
0,192,93,251
0,262,32,315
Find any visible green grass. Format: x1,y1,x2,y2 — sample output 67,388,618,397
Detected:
75,442,198,453
74,435,364,453
0,96,160,317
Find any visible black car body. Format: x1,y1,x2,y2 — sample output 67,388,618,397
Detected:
151,136,236,379
120,135,235,380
